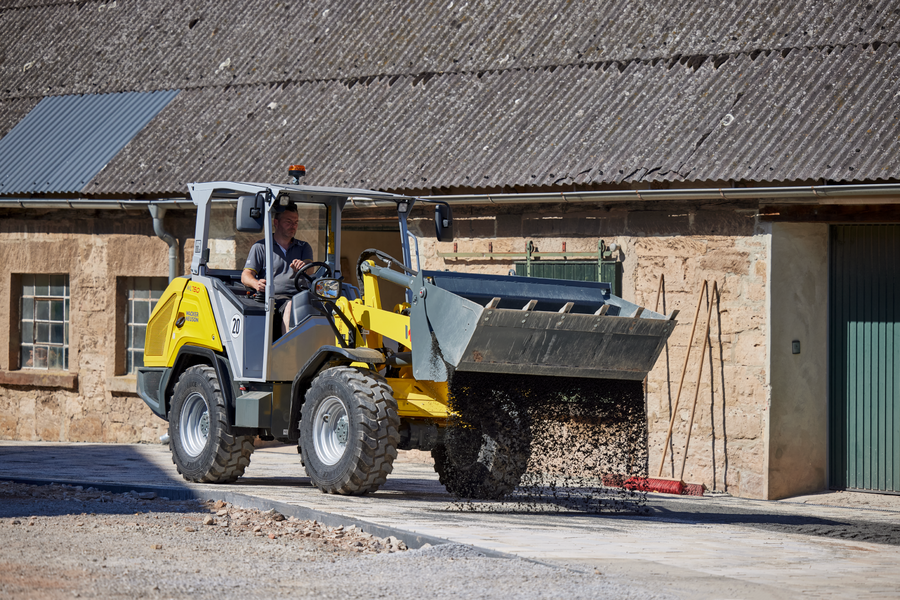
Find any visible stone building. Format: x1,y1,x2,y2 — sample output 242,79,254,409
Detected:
1,0,898,500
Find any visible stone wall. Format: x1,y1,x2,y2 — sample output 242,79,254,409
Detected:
0,208,195,444
0,201,773,499
410,201,769,498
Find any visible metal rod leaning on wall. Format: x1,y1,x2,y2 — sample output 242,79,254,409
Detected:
652,275,665,320
657,280,708,478
644,275,665,396
679,281,718,482
645,274,666,464
643,274,665,475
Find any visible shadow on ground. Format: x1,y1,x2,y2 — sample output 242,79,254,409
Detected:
0,443,198,517
643,502,900,546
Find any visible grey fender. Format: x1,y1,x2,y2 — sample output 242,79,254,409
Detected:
287,346,385,441
161,346,240,426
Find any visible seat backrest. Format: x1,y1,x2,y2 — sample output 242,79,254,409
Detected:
290,290,325,328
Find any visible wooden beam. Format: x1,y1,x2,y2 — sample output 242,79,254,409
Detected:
760,204,900,223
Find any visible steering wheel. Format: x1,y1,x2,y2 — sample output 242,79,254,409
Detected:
293,261,334,293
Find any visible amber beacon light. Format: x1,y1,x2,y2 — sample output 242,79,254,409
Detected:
288,164,306,183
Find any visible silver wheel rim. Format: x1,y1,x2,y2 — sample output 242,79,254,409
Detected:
313,395,350,466
180,392,210,458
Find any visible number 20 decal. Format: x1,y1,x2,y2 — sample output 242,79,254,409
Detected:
230,315,242,338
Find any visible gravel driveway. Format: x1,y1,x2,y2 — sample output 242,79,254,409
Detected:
0,481,672,600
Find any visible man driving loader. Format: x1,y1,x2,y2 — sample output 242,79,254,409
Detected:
240,203,313,333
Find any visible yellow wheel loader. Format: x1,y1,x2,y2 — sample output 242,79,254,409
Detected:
136,172,677,498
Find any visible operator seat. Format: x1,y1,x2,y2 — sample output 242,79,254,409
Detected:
289,290,325,328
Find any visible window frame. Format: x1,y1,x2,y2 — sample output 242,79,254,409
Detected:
119,276,168,375
18,274,69,371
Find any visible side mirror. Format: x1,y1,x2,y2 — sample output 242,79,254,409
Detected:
312,278,342,300
434,203,453,242
236,193,265,232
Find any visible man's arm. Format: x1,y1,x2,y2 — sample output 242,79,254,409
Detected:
241,268,265,292
288,241,315,275
242,242,266,292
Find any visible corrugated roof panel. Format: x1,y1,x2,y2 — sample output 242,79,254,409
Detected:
0,97,42,140
1,0,898,99
0,90,179,195
84,44,900,195
687,44,900,184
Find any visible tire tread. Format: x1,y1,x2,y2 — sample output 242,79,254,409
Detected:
169,365,254,484
302,366,399,495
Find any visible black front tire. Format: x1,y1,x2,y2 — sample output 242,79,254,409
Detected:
168,365,254,483
300,367,400,495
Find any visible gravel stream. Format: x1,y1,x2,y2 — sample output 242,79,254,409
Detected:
0,481,671,600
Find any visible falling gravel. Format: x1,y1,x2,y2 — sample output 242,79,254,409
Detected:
441,373,648,512
0,480,673,600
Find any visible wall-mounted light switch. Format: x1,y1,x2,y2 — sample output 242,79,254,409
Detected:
791,340,801,354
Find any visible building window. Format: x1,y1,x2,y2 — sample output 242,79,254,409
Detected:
20,274,69,370
125,277,168,374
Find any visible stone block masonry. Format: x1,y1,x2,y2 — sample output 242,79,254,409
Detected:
0,201,771,499
418,201,768,498
0,208,194,445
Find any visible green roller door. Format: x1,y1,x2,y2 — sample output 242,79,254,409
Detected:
829,225,900,492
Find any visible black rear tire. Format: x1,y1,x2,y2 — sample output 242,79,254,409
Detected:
168,365,254,483
300,366,400,495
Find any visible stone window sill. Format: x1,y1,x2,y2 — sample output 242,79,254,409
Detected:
0,370,78,389
106,375,138,394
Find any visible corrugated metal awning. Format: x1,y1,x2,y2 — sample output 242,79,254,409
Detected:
0,90,179,195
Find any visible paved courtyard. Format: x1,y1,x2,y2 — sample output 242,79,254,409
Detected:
1,440,898,599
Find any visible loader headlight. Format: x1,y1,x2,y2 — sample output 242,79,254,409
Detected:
313,279,341,300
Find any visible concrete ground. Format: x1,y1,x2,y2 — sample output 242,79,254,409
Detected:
2,440,899,599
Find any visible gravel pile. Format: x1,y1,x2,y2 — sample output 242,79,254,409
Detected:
0,480,671,600
0,480,406,554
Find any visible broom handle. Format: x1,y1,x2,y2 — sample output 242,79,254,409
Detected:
643,275,665,395
679,281,717,482
657,279,707,478
653,274,664,313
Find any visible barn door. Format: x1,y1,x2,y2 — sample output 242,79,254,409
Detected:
829,225,900,492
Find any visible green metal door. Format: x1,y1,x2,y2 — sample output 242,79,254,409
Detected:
511,240,623,295
829,225,900,492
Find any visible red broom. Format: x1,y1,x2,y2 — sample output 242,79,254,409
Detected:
608,279,713,496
